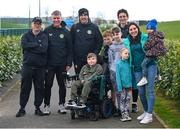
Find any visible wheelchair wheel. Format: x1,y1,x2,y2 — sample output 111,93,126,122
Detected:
89,111,99,121
101,98,112,118
70,110,75,119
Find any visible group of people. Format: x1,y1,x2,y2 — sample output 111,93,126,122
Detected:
15,8,167,124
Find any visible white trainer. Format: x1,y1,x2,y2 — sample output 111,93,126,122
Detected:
137,77,148,86
58,104,67,114
140,113,153,124
137,112,147,120
43,105,51,115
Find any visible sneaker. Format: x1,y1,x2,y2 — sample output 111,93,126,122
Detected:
137,112,147,120
35,109,45,116
65,100,77,109
137,77,148,86
75,102,86,109
132,103,138,113
58,104,67,114
16,109,26,117
120,113,132,122
140,113,153,124
43,105,51,115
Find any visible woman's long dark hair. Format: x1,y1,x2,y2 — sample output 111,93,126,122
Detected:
128,22,142,44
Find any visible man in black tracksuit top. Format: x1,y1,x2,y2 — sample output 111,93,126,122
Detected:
43,10,72,115
16,17,48,117
70,8,103,74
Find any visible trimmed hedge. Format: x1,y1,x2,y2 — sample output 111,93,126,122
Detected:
156,39,180,99
0,36,22,86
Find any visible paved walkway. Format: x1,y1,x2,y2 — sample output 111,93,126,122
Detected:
0,73,165,128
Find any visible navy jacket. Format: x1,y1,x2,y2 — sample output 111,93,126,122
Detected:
44,25,73,67
70,22,103,65
21,30,48,67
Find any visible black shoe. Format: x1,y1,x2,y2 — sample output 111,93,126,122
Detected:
35,109,44,116
132,104,138,113
16,109,26,117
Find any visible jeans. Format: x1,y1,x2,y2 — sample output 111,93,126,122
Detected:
141,57,156,77
134,64,157,113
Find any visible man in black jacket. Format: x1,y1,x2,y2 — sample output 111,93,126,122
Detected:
70,8,103,74
16,17,48,117
43,10,72,115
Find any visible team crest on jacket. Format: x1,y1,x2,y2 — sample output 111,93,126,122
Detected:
87,30,92,34
59,34,64,38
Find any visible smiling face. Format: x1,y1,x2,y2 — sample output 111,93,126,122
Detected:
79,14,89,24
87,56,97,66
118,12,129,25
129,24,139,38
121,48,129,60
51,15,62,28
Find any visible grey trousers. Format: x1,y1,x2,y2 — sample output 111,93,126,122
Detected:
71,80,92,103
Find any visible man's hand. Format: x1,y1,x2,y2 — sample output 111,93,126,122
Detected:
66,66,71,71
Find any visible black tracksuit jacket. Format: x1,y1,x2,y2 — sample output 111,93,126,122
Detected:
21,30,48,67
44,25,73,67
70,22,103,66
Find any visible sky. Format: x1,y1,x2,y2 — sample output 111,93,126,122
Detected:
0,0,180,21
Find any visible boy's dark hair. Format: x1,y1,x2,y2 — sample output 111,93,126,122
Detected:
117,9,129,18
102,30,113,37
87,53,97,59
112,27,121,34
51,10,61,16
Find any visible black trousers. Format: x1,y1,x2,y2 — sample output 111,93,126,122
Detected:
44,66,66,105
19,66,45,109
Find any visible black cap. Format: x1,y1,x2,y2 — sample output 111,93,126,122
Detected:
78,8,89,17
32,17,42,24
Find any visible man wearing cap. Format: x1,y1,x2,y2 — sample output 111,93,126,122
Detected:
43,10,72,115
16,17,48,117
70,8,103,74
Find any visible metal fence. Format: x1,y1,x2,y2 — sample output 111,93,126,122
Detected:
0,28,30,37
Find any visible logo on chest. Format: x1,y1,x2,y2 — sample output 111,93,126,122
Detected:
87,30,92,34
59,34,64,38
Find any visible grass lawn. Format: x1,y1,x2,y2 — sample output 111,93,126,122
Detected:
155,93,180,128
141,20,180,41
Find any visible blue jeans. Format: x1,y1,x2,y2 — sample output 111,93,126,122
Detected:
142,57,156,77
134,64,157,113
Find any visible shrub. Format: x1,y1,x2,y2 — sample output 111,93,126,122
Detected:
156,39,180,99
0,36,22,86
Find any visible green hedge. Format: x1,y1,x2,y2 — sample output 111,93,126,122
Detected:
156,39,180,99
0,36,22,86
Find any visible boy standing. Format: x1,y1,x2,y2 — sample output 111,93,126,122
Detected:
108,27,125,116
67,53,103,108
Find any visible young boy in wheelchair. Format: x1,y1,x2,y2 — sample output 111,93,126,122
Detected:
66,53,103,108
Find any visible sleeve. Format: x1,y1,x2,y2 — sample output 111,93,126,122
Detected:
86,65,103,81
65,31,73,67
144,36,157,50
94,26,103,55
79,65,86,81
21,33,39,51
108,47,113,69
116,62,123,92
70,24,76,64
29,34,48,54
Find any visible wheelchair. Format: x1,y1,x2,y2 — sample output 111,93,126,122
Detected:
64,64,113,121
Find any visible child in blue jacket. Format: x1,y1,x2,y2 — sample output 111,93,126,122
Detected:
116,47,132,122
